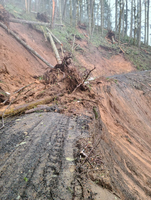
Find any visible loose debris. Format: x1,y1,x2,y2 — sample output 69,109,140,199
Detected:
43,55,94,93
0,55,97,129
73,136,110,199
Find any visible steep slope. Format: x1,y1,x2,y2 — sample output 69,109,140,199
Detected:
0,22,56,95
90,70,151,199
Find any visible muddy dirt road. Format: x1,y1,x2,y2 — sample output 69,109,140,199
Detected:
0,112,91,199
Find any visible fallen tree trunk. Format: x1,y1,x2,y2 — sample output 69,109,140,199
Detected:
48,30,63,45
46,28,62,64
10,18,51,26
0,96,55,118
0,22,54,68
47,29,64,57
9,18,64,27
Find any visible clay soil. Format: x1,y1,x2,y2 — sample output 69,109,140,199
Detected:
0,21,151,200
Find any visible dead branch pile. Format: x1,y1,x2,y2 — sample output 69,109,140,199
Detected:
43,56,93,93
0,4,9,27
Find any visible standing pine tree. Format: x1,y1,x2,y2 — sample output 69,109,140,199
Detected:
147,0,150,45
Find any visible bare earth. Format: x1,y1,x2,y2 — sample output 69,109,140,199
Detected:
0,22,151,200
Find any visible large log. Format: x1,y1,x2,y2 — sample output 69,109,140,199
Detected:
46,28,62,64
9,18,64,27
0,22,54,68
10,18,51,26
0,96,55,118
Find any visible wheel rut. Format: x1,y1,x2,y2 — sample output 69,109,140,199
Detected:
0,112,90,200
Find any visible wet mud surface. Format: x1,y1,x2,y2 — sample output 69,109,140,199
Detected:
0,112,90,200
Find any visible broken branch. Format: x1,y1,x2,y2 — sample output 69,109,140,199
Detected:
119,46,125,53
72,66,96,93
46,27,62,64
47,29,63,45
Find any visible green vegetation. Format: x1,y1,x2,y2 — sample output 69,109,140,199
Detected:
24,177,28,182
93,107,98,120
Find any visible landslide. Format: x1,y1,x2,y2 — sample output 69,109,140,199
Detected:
0,13,151,200
88,70,151,200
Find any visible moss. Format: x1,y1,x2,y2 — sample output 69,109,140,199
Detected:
93,107,98,119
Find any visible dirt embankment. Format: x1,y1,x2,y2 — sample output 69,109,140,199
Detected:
89,70,151,200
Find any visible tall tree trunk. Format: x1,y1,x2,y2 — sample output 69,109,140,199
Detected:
35,0,38,12
144,0,147,44
115,0,118,33
125,0,128,35
70,0,72,25
51,0,55,29
88,0,92,36
62,0,67,20
147,0,149,45
59,0,62,24
118,0,123,44
76,0,79,27
79,0,82,23
25,0,31,13
134,0,137,45
101,0,104,35
138,0,141,47
107,1,111,30
72,0,76,26
97,3,99,33
122,0,125,37
91,0,95,34
130,0,133,40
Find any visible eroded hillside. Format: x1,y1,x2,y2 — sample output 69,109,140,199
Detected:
0,16,151,200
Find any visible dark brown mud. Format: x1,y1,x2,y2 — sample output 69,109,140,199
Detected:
0,112,91,200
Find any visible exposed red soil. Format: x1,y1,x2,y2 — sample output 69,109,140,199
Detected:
92,75,151,199
74,37,135,77
0,22,135,113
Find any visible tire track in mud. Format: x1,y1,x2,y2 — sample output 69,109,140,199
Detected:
0,112,90,200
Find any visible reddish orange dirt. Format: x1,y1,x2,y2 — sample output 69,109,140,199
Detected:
0,22,151,200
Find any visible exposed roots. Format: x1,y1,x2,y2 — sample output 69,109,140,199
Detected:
43,56,94,93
